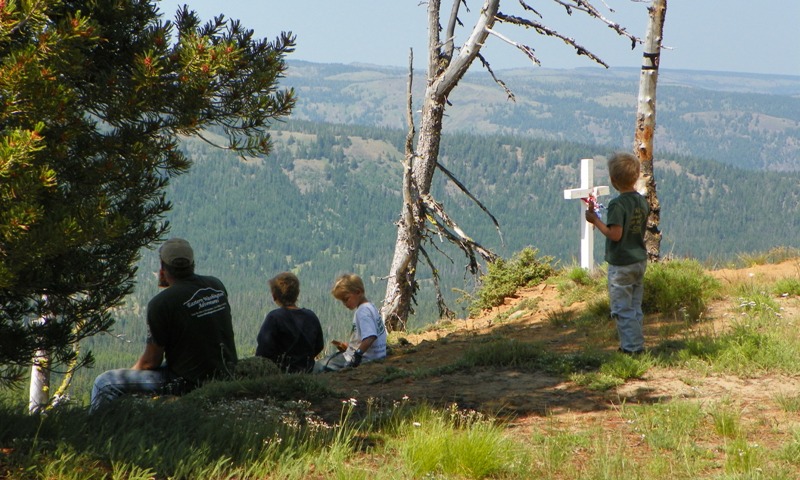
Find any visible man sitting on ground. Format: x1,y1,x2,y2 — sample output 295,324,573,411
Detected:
90,238,237,411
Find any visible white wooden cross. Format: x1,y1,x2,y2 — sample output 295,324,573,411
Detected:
563,158,610,272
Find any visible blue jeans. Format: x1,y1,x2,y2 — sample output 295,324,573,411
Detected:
608,260,647,352
90,366,174,412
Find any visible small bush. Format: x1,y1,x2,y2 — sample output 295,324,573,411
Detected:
554,265,605,306
642,259,720,321
773,277,800,297
774,392,800,413
234,356,281,379
394,405,524,479
469,247,555,316
566,265,594,285
600,352,653,380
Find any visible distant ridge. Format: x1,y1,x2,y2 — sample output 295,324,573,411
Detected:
283,60,800,171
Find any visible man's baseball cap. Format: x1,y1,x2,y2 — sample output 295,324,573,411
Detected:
159,238,194,267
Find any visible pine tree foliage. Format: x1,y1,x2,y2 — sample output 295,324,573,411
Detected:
0,0,295,385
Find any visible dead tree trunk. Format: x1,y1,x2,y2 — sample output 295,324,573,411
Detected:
381,0,642,330
382,0,499,330
634,0,667,261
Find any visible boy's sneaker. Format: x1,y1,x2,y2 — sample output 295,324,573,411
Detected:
618,347,644,356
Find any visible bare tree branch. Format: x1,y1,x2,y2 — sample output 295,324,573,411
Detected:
399,50,419,277
516,0,543,18
476,52,518,100
435,158,504,246
496,13,608,66
421,193,498,271
404,49,417,168
444,0,463,60
428,0,443,73
485,27,540,66
519,0,640,48
432,0,500,99
419,246,457,319
382,48,421,331
195,132,230,150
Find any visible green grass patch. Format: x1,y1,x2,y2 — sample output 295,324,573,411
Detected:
570,351,654,391
773,277,800,297
468,247,555,316
552,265,606,306
774,392,800,413
708,402,743,439
460,338,605,376
390,405,526,479
779,429,800,466
622,401,705,451
665,314,800,376
643,259,721,321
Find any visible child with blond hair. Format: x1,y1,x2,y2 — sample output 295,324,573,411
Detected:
316,273,387,372
585,152,649,354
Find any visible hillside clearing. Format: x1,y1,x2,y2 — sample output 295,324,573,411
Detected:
310,259,800,463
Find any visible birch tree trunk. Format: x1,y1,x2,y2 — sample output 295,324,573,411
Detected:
28,315,50,414
29,350,49,414
634,0,667,261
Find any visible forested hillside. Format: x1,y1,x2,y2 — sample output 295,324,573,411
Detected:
65,117,800,405
285,61,800,171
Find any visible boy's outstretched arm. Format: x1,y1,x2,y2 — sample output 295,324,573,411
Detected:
585,209,623,242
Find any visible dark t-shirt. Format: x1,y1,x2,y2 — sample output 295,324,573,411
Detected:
604,191,650,266
255,307,324,373
146,274,238,383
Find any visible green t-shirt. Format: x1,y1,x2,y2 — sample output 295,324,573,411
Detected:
604,191,649,266
146,274,238,383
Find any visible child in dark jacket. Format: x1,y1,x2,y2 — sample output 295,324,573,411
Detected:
256,272,324,373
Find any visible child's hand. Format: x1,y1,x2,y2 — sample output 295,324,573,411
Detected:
332,340,347,352
348,349,364,368
585,208,598,224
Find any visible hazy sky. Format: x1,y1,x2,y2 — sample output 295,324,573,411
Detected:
159,0,799,77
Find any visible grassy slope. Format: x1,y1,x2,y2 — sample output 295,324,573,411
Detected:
2,254,799,479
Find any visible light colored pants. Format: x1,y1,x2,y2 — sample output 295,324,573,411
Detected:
313,351,350,373
607,260,647,352
90,367,172,413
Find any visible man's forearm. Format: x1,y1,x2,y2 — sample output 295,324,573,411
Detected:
133,343,165,370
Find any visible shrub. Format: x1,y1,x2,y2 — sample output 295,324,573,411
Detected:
642,259,720,321
773,277,800,297
469,247,555,316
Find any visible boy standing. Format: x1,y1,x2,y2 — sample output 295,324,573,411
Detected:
585,153,649,354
